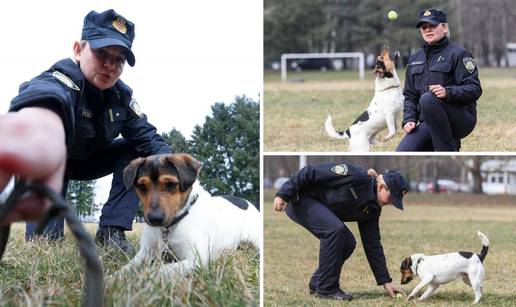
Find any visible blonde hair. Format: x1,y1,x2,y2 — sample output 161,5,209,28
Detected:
442,23,450,38
367,168,378,177
377,174,386,186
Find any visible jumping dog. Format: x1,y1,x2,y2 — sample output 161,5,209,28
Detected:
119,153,261,277
400,231,489,304
325,46,404,151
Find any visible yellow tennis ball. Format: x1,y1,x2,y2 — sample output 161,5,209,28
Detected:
388,10,398,21
395,293,404,299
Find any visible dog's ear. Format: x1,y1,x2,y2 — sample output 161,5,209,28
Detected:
400,257,412,270
123,157,146,190
164,153,202,191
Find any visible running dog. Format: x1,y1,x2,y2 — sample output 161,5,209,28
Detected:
119,153,261,277
400,231,489,304
325,46,404,151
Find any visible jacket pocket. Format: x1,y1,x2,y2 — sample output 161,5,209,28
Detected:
410,64,426,93
104,107,126,141
429,62,453,86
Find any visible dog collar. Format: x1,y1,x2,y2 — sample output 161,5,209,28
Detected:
161,191,199,238
415,257,424,276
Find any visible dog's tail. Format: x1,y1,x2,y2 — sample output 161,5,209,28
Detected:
325,115,349,139
477,230,489,262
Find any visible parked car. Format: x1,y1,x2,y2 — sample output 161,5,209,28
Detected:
418,179,460,193
290,58,332,71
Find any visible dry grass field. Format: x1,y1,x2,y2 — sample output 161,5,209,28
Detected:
264,68,516,152
0,223,259,306
264,190,516,306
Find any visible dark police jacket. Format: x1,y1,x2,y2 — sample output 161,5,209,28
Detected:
9,59,170,159
403,37,482,126
276,161,392,285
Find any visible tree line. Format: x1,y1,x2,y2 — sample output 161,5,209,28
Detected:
68,96,259,217
264,155,515,194
265,0,516,67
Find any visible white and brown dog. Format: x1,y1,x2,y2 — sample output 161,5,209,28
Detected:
400,231,489,304
119,153,261,277
325,46,404,151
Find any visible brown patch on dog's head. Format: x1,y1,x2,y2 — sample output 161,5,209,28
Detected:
123,153,202,227
400,256,415,284
373,46,400,78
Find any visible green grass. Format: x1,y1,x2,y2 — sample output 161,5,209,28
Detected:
0,223,260,306
264,67,516,152
264,190,516,306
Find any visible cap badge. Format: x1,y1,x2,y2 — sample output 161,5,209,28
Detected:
331,164,348,176
112,17,127,34
424,10,432,16
463,57,476,74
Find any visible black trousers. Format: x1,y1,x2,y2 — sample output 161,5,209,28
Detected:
396,92,476,151
26,139,140,240
285,195,356,294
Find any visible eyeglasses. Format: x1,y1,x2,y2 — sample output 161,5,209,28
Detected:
91,48,126,69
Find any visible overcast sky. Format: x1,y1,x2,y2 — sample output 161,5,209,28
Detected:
0,0,262,206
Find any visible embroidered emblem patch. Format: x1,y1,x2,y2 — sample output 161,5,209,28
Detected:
423,10,432,16
52,71,80,91
463,57,475,73
129,99,144,118
112,17,127,34
331,164,348,176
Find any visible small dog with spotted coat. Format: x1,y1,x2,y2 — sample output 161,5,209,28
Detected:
400,231,489,304
119,153,261,277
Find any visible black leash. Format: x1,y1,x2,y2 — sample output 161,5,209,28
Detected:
0,181,104,307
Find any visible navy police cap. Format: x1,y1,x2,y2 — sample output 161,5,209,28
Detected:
383,170,408,210
416,8,447,28
81,9,136,66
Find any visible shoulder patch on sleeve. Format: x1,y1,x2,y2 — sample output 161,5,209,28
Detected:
331,164,348,176
52,71,80,91
462,57,476,74
129,98,144,118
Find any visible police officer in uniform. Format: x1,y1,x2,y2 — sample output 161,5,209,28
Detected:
5,9,171,253
273,161,407,300
396,8,482,151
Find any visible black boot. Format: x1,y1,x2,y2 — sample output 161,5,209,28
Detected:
95,226,135,254
315,289,353,301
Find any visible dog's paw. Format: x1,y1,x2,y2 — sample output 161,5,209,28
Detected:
407,294,415,301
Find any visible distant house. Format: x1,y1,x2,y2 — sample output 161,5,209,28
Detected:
507,43,516,66
481,160,516,195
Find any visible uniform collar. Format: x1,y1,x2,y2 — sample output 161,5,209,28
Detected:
50,58,85,90
423,37,449,54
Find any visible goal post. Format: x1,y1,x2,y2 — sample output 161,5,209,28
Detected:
280,52,365,81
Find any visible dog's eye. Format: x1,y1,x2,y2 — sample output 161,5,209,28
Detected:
164,182,178,191
136,184,148,192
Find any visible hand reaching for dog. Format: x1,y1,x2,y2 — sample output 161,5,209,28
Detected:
429,84,447,99
0,108,66,225
273,196,288,212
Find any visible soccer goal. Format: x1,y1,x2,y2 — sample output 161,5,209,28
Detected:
280,52,365,81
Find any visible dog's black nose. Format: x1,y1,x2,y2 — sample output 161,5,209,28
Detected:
147,211,165,226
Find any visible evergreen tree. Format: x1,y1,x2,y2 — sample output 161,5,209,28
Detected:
161,128,191,153
66,180,95,217
191,96,259,204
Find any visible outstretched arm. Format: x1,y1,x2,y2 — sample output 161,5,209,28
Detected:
0,107,66,223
